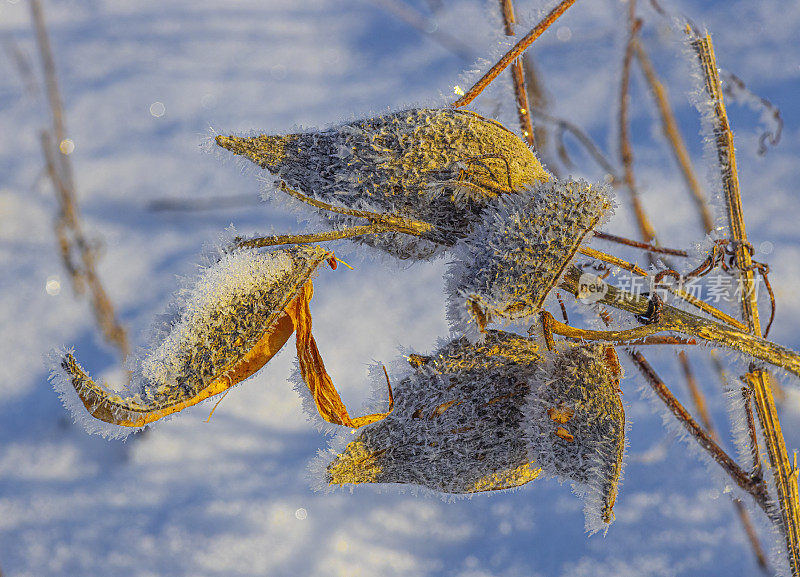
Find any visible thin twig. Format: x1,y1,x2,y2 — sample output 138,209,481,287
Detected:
522,56,553,167
498,0,536,149
741,385,764,480
633,39,714,233
689,29,800,572
619,2,656,244
452,0,577,108
235,225,390,249
41,133,130,357
530,108,620,181
32,0,129,359
370,0,475,61
593,231,688,257
2,36,39,96
148,194,260,212
626,350,768,511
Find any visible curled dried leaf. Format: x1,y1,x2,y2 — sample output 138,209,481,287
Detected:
216,109,550,259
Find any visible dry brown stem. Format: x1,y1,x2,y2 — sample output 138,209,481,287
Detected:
619,1,656,245
592,231,688,257
633,39,714,233
452,0,577,108
689,29,800,573
498,0,536,149
626,350,768,510
576,246,748,331
32,0,129,359
557,267,800,378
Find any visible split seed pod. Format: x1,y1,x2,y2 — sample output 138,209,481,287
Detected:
52,246,387,434
446,178,613,334
323,330,625,529
216,108,550,259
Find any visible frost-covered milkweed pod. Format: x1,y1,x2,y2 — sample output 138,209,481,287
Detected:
524,343,626,530
216,109,550,259
446,178,613,334
52,246,389,434
324,331,544,494
322,331,625,529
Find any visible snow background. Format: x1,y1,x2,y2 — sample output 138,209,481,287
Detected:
1,0,800,575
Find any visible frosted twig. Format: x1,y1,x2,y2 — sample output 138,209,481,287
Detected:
556,268,800,378
278,182,434,237
235,225,392,249
627,350,769,511
689,28,800,572
633,39,714,233
498,0,536,149
452,0,577,108
576,246,748,331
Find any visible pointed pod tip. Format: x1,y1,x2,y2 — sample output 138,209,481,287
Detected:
214,134,237,150
214,133,293,169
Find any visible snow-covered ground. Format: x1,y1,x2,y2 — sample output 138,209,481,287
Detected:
1,0,799,575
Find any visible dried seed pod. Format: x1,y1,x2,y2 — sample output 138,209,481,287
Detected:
52,246,387,434
216,109,550,259
446,178,613,334
323,331,626,529
524,344,626,530
325,331,543,493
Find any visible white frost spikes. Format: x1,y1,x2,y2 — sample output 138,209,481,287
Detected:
52,246,390,431
323,331,626,528
216,108,550,259
447,178,613,333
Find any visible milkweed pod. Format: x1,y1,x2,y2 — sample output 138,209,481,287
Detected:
216,109,550,259
524,343,626,531
323,332,626,531
50,245,374,435
324,331,544,494
446,178,613,334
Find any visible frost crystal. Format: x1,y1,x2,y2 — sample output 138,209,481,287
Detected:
446,178,613,333
324,331,626,527
216,109,550,259
53,246,332,431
